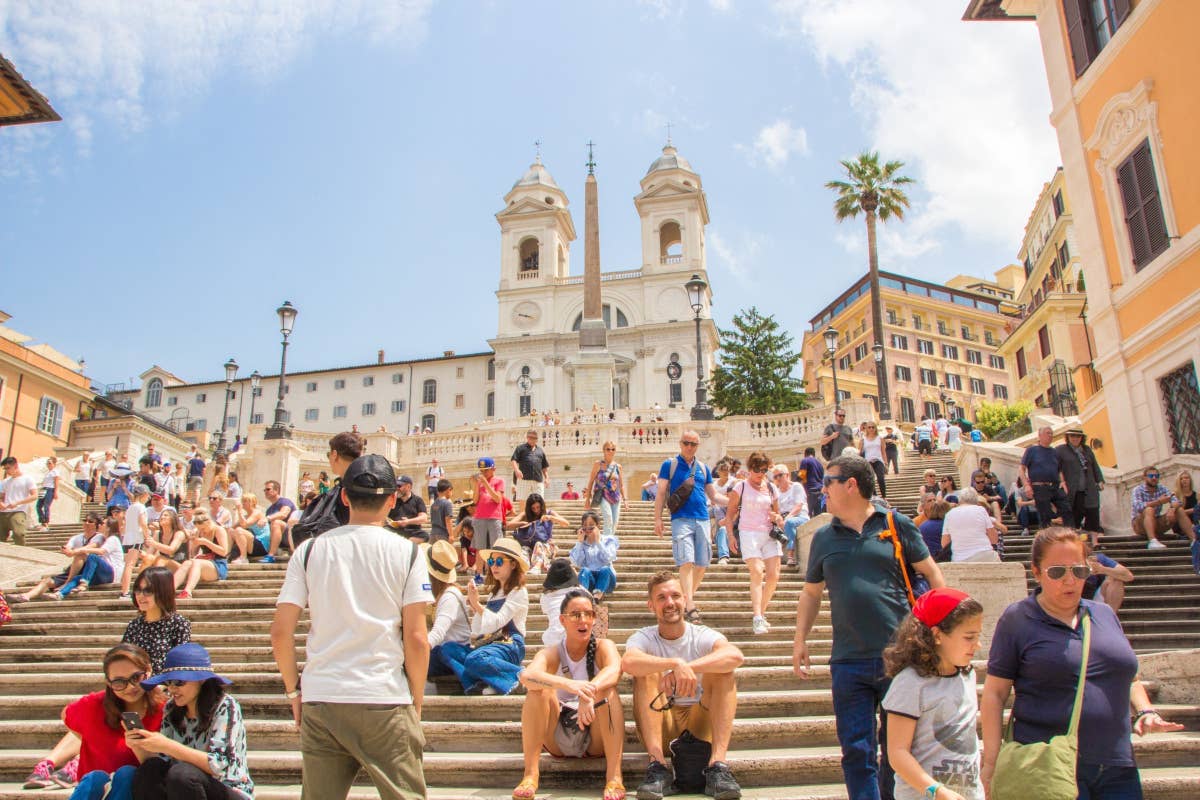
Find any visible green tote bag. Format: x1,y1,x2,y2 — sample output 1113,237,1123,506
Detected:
991,612,1092,800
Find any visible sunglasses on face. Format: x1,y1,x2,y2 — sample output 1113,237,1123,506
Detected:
1044,564,1090,581
822,474,851,487
681,440,700,447
580,526,599,533
133,587,155,596
161,679,189,688
564,610,596,621
486,557,508,567
107,672,148,691
1146,473,1160,479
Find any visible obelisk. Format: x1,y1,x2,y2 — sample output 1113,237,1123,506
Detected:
571,141,616,409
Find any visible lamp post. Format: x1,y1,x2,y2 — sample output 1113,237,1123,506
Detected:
215,358,238,456
823,326,841,410
247,370,262,441
871,342,886,417
517,373,532,416
684,274,714,420
264,301,298,440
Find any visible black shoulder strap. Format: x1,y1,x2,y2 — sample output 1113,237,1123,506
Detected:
302,537,316,572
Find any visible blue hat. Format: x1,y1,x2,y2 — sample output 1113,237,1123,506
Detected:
141,643,230,688
477,456,495,469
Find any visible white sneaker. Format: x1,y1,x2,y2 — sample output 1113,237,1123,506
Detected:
751,616,768,635
480,686,500,695
718,557,729,565
1147,539,1167,550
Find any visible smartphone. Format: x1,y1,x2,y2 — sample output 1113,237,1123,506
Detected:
120,712,145,731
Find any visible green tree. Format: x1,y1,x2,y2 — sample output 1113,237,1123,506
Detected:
711,307,807,415
827,151,914,421
974,400,1035,439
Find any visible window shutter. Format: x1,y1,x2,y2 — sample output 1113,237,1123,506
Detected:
1118,141,1170,270
1061,0,1094,77
1112,0,1132,28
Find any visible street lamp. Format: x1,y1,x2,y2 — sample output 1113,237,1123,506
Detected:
215,358,238,456
264,301,298,440
517,373,532,416
684,274,714,420
823,326,841,410
246,370,262,441
871,343,885,417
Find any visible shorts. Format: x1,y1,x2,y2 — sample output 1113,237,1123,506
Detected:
658,700,713,745
739,528,783,561
406,530,430,543
517,479,545,499
553,706,592,757
122,543,141,553
250,538,269,558
918,440,932,455
670,518,712,568
474,518,504,551
211,558,229,580
187,476,204,490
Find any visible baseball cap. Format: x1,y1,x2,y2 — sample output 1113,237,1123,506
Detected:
342,455,397,496
396,474,413,486
477,456,496,469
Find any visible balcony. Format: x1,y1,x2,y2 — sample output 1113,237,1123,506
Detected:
912,320,930,332
661,254,683,264
984,334,998,347
516,269,539,281
937,324,951,336
851,322,867,338
962,331,979,342
886,317,906,328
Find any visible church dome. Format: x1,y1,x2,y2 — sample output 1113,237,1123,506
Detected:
646,144,693,175
512,160,559,190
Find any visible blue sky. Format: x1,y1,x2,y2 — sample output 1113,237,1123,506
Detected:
1,0,1058,390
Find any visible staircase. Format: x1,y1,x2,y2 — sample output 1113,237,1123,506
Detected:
2,451,1197,798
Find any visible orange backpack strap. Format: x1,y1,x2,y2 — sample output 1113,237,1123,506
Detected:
886,510,918,608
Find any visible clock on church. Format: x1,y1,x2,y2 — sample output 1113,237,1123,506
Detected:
512,301,541,329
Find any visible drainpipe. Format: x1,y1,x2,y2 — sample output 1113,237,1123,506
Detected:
6,373,24,458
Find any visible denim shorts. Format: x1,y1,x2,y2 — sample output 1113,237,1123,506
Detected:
671,518,712,567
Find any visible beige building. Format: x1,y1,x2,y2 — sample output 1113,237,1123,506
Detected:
802,272,1018,425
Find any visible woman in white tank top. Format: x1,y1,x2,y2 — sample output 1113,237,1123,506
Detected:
725,451,785,636
857,422,889,499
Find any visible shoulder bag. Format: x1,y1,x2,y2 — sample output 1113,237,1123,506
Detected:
990,612,1092,800
666,459,701,514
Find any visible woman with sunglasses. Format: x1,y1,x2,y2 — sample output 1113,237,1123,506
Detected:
172,509,231,600
123,566,192,675
458,537,530,695
139,508,187,574
856,422,889,498
506,493,569,575
586,441,627,539
570,509,620,601
982,527,1182,798
127,643,253,799
228,493,269,565
726,451,785,635
513,589,625,800
62,644,165,800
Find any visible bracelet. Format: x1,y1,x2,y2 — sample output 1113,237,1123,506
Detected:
1134,708,1159,720
925,783,941,799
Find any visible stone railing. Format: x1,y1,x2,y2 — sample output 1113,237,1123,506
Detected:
724,398,876,454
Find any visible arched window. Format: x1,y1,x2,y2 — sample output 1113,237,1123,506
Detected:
659,221,683,263
145,378,163,408
486,391,495,418
519,237,540,271
571,304,629,331
487,359,496,381
420,414,436,432
422,379,437,405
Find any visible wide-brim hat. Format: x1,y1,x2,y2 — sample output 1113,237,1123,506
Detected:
543,557,580,591
477,537,529,572
1064,428,1086,438
425,540,458,583
109,463,133,477
141,643,230,688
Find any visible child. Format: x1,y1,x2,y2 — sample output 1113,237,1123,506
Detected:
429,478,455,544
455,500,477,573
882,588,985,800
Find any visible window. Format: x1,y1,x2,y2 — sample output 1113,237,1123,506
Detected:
920,368,938,386
1038,326,1052,359
36,396,63,436
392,373,404,384
945,374,962,391
924,401,941,421
486,392,495,417
894,365,912,382
960,326,972,340
942,344,959,360
886,310,899,325
284,383,290,394
454,394,465,409
912,314,924,330
863,394,878,412
305,408,319,421
391,400,406,413
571,304,629,331
1116,139,1170,271
917,339,934,356
487,360,495,381
251,413,263,424
167,397,178,407
363,376,374,387
422,379,437,404
837,390,851,404
899,397,915,423
362,402,376,416
1053,189,1065,218
989,354,1005,370
145,378,163,408
669,383,683,404
890,334,908,350
970,378,986,395
306,381,318,392
937,321,951,336
854,343,869,361
333,405,347,418
1160,362,1200,454
456,367,464,379
993,385,1009,401
420,414,436,432
186,419,207,432
985,331,998,347
252,387,263,398
1063,0,1132,76
229,390,237,400
195,393,207,403
226,415,237,430
1016,349,1028,379
334,379,346,390
1058,242,1071,274
519,394,532,416
966,350,983,365
838,355,852,371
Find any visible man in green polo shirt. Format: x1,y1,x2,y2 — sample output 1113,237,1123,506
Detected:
792,456,945,800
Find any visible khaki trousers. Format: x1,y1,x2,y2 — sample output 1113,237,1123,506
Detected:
0,511,28,546
300,701,426,800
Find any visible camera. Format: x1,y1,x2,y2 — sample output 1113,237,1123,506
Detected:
769,525,788,545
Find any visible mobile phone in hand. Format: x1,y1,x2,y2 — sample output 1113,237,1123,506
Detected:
121,711,145,731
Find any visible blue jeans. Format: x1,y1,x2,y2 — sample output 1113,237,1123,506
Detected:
429,641,471,678
37,487,55,524
600,499,620,538
715,525,732,560
830,658,895,800
71,765,135,800
455,634,526,694
1190,539,1199,576
784,515,809,554
1017,506,1040,530
59,555,115,597
1076,763,1142,799
578,566,617,594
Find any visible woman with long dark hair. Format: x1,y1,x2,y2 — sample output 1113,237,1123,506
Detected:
457,537,529,695
123,567,192,675
139,508,187,574
505,493,569,574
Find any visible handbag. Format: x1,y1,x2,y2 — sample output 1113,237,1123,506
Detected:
991,613,1092,800
666,460,700,514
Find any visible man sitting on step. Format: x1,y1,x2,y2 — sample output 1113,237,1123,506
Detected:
622,570,744,800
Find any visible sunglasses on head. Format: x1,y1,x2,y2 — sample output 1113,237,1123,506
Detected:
107,672,148,691
822,474,851,487
486,556,508,567
1044,564,1090,580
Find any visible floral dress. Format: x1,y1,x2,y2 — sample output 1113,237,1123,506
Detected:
159,694,254,797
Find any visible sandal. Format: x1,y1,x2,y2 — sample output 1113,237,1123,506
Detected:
603,779,626,800
512,776,538,800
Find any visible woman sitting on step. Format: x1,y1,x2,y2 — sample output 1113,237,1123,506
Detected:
227,493,269,565
513,589,626,800
505,493,569,575
172,509,231,600
138,508,187,574
455,537,529,695
569,509,619,601
55,518,125,599
425,540,473,680
123,567,192,675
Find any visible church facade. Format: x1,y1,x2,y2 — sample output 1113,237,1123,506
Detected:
112,144,719,436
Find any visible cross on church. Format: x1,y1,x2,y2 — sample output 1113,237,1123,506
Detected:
534,138,542,163
586,140,596,175
666,121,674,145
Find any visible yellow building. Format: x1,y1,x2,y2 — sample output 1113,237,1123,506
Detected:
966,1,1200,469
0,54,60,127
802,272,1018,426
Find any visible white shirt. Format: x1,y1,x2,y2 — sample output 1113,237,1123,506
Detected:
41,468,60,489
943,504,996,562
428,585,471,649
626,623,725,706
276,524,433,704
1,475,37,509
540,586,573,648
471,586,529,638
861,435,884,463
74,459,90,480
100,535,126,577
947,426,962,445
777,483,808,517
124,502,147,546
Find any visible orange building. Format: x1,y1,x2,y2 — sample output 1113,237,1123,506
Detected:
966,0,1200,468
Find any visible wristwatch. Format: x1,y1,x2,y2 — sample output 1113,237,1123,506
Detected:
284,687,301,700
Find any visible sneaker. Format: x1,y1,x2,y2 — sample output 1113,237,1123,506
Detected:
635,759,675,800
118,593,131,601
751,616,769,635
260,555,277,563
703,761,742,800
785,556,796,567
1147,539,1167,550
1021,528,1030,537
480,686,500,696
23,759,55,789
176,590,192,600
51,757,78,788
718,557,729,565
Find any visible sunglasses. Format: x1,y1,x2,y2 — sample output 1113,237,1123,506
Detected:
208,497,221,501
1146,473,1160,479
107,671,148,691
822,474,851,487
486,556,508,567
564,610,596,621
133,587,155,596
603,447,616,451
580,526,599,532
750,467,769,474
681,440,700,447
161,679,190,688
650,691,675,712
1044,564,1090,581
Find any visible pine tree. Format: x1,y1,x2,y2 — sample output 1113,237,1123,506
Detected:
711,307,808,415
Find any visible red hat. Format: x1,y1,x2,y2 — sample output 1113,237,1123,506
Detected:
912,588,971,628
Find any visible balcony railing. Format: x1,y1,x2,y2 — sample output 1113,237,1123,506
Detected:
661,254,683,264
984,335,998,347
912,321,930,332
962,331,979,342
937,324,951,336
516,269,539,281
886,318,906,328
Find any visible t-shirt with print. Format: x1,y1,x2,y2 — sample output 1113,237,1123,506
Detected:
625,623,725,706
429,497,454,542
160,694,253,798
276,524,434,704
882,668,984,800
658,456,712,520
64,690,164,776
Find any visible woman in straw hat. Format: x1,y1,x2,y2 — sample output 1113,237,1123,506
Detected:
425,540,473,681
458,537,529,695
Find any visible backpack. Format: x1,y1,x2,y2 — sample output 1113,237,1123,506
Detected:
290,487,348,545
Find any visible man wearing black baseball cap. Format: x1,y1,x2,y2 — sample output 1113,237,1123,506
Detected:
272,454,433,799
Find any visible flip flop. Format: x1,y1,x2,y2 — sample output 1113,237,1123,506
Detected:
603,779,626,800
512,776,538,800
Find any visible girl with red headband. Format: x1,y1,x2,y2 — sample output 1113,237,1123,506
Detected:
881,588,985,800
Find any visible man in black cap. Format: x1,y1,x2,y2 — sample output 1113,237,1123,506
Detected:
387,474,429,542
272,454,433,800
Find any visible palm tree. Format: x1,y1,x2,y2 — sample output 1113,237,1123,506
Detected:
826,151,914,420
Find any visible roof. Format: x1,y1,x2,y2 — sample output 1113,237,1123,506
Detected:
512,160,559,190
0,54,61,127
646,144,694,175
962,0,1035,21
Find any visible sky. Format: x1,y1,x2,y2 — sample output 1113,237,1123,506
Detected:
0,0,1059,391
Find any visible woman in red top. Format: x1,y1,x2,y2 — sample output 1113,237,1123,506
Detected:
66,643,165,800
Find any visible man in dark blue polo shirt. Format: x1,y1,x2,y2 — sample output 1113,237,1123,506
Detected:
1019,426,1072,530
792,456,945,800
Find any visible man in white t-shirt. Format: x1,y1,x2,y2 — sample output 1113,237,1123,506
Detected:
621,571,744,800
425,459,444,501
272,454,433,800
0,456,38,546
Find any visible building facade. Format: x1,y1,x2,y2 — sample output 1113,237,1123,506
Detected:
801,272,1017,425
966,0,1200,468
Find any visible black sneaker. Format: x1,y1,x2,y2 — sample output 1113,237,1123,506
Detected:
669,730,712,794
636,759,675,800
703,761,742,800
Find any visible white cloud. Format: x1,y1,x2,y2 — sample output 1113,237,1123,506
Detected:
770,0,1060,264
708,227,765,282
0,1,433,153
737,119,809,169
709,0,733,11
